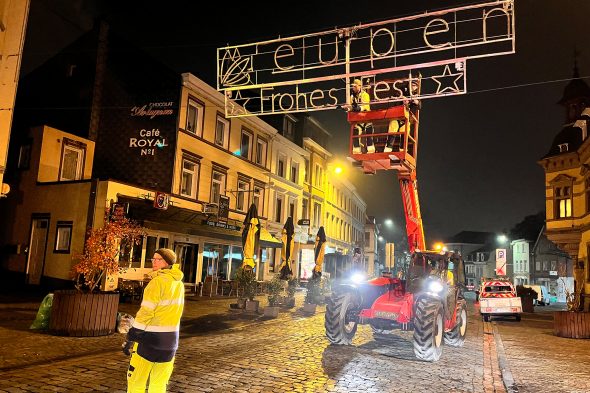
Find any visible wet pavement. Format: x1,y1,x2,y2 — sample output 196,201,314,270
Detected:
0,291,587,392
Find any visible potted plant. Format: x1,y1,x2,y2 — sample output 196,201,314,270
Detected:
303,278,321,314
49,209,145,337
264,276,283,318
282,278,298,309
553,278,590,338
235,267,259,312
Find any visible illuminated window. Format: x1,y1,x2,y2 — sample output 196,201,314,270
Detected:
277,154,286,177
255,138,267,166
555,186,572,218
275,193,284,222
253,184,265,213
54,221,73,253
210,170,226,205
301,198,309,220
215,115,230,149
60,139,85,181
180,158,199,198
236,179,249,212
290,162,299,183
240,130,253,160
313,202,321,228
186,98,204,136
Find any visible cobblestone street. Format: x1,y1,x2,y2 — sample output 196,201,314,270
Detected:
0,293,587,392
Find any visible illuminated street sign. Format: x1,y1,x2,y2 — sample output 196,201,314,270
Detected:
217,0,515,117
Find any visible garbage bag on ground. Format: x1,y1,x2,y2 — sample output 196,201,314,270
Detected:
117,312,134,334
30,293,54,330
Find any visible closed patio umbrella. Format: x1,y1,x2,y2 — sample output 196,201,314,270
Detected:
279,217,295,280
241,203,260,270
312,226,326,280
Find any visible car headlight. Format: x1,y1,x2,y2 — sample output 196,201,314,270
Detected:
351,273,366,284
428,280,444,293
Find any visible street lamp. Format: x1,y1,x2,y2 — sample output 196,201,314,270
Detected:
378,235,384,242
497,234,508,244
384,218,393,228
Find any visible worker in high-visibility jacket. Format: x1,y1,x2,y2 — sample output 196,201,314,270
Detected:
124,248,185,393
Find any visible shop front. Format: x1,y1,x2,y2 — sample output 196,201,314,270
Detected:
117,196,282,294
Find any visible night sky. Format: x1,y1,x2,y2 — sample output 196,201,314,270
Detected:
20,0,590,246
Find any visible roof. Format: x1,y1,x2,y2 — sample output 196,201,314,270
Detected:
444,231,496,245
542,122,585,158
558,65,590,105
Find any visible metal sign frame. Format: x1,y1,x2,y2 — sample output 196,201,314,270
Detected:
217,0,515,117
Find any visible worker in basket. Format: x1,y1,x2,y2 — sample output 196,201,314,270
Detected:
345,78,375,154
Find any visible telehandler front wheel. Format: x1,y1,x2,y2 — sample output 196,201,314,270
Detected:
413,297,443,362
325,292,359,345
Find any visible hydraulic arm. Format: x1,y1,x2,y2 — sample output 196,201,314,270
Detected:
398,171,426,253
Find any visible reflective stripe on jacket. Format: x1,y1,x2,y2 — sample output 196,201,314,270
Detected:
128,263,185,362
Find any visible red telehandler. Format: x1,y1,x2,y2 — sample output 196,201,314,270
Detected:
324,78,467,362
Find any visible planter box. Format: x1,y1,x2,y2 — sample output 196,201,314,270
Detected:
49,290,119,337
521,296,534,313
263,306,280,318
302,303,317,314
554,311,590,338
245,299,260,312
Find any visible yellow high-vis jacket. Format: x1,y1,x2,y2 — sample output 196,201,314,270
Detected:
128,264,185,362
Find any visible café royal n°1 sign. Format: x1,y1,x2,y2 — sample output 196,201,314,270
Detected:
217,0,514,118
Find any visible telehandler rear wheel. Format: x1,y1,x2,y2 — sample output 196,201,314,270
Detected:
325,292,359,345
413,297,443,362
444,302,467,347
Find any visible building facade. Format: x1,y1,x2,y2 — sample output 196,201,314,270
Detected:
539,63,590,309
531,226,572,302
511,238,531,286
0,0,30,198
0,23,368,290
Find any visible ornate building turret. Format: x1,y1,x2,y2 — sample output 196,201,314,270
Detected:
558,59,590,124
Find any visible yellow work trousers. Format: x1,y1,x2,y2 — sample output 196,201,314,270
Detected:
127,348,175,393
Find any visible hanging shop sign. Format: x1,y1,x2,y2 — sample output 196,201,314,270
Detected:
153,192,170,210
218,195,230,222
203,219,241,232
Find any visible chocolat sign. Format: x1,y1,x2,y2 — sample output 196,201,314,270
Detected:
128,102,173,156
92,31,180,192
131,101,175,119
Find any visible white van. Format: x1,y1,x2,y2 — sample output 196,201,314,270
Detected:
523,285,551,306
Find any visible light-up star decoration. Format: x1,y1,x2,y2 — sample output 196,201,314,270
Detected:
432,64,464,94
220,48,253,88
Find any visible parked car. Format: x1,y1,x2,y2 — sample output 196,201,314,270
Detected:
523,284,551,306
479,278,522,322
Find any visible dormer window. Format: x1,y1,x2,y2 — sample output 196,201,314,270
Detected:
558,143,569,153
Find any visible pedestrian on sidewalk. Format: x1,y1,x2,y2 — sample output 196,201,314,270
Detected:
124,248,185,393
